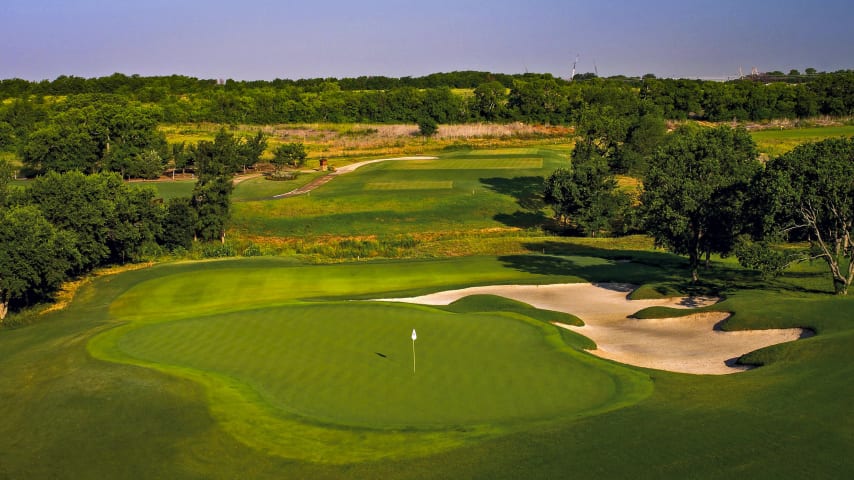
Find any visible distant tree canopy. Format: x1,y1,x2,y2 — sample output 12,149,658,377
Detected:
1,71,852,136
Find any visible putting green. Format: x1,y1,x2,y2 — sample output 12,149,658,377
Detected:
115,302,618,427
90,259,653,462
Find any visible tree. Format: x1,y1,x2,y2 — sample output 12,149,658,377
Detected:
741,137,854,294
543,152,623,237
107,183,165,263
641,126,760,282
191,134,236,242
618,113,667,174
417,116,438,137
237,130,267,173
0,159,13,207
272,142,307,171
473,81,506,120
0,205,79,320
159,197,197,251
22,121,100,173
23,171,114,271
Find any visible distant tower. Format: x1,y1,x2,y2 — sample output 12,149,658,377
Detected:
738,66,744,79
570,54,579,81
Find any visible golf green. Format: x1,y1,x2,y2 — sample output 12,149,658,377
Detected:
115,302,621,427
87,258,652,462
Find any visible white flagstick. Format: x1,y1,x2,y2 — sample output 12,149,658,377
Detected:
411,329,417,374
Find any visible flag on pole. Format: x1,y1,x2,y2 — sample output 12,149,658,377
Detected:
411,329,417,373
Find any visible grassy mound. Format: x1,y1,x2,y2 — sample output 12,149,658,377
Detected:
85,257,649,462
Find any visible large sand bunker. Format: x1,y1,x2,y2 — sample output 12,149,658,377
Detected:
377,283,808,375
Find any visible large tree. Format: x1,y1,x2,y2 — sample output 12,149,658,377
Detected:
0,205,79,320
742,137,854,294
641,125,760,282
191,131,237,242
543,150,624,237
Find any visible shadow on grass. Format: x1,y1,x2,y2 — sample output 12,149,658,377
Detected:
501,240,835,298
494,211,549,229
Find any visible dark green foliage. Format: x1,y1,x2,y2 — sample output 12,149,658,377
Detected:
272,142,307,170
544,150,626,237
3,71,853,138
417,116,438,137
0,205,79,318
0,121,15,150
19,101,167,177
191,130,237,242
238,130,267,172
745,137,854,294
0,159,12,207
20,171,165,269
159,197,197,250
641,126,761,282
473,81,507,120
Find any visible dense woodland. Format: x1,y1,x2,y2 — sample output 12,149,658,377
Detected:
1,70,853,319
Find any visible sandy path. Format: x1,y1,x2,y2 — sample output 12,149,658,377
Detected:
376,283,807,375
273,156,437,198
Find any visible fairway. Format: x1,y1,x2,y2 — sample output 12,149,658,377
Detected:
394,157,544,170
365,180,453,190
231,148,560,237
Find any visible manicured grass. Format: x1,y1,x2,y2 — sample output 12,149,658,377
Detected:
131,179,196,200
232,172,326,201
2,250,853,477
88,256,650,463
114,303,631,427
231,148,560,237
751,124,854,157
365,180,454,190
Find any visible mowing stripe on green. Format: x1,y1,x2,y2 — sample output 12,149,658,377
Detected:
389,158,544,170
365,181,454,191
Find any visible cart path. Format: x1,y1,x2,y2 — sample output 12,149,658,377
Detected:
272,156,437,198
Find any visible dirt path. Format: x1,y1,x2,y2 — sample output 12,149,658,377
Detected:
272,156,437,198
375,283,808,375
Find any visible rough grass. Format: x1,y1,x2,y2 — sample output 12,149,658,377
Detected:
160,123,573,164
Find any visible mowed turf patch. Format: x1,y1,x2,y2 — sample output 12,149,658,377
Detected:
88,257,652,462
365,180,453,191
394,158,543,170
114,302,625,427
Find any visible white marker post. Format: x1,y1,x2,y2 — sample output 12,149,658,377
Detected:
411,328,417,374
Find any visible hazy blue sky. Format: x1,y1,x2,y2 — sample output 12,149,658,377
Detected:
2,0,852,81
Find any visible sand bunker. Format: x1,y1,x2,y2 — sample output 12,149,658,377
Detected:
376,283,808,375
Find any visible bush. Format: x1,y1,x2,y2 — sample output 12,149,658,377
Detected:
417,117,438,137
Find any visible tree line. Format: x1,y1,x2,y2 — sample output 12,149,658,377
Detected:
544,128,854,294
2,71,853,129
0,130,252,320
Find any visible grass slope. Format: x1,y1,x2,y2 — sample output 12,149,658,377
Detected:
231,148,563,238
1,252,853,478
